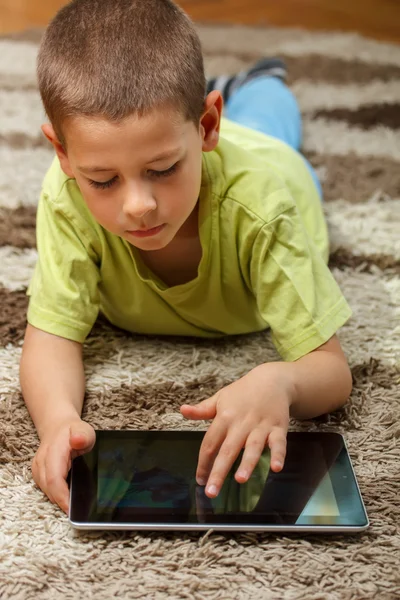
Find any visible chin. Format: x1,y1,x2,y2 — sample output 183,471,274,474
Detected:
138,240,167,251
126,231,174,252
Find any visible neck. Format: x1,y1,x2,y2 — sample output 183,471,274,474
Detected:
175,201,199,240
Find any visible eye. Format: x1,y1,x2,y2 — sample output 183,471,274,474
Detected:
88,176,118,190
148,163,178,179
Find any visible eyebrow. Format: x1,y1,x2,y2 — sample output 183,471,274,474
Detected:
78,148,182,173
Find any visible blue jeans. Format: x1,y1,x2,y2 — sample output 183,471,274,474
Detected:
224,76,322,198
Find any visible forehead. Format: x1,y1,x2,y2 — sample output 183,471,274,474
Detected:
63,109,196,158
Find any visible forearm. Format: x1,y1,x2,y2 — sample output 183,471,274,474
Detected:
20,324,86,439
287,347,352,419
256,337,352,420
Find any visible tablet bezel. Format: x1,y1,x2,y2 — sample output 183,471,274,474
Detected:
69,430,369,532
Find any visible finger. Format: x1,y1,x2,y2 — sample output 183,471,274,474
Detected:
31,454,40,489
181,395,218,421
69,422,96,456
235,429,267,483
268,427,287,472
195,419,227,486
32,454,56,505
45,444,72,514
40,470,57,506
204,430,247,498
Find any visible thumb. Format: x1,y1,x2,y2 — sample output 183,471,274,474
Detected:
180,395,217,421
69,421,96,453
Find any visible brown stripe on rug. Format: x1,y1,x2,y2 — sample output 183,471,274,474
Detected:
285,54,400,85
204,51,400,85
0,132,49,150
1,360,399,466
306,152,400,202
329,249,400,275
0,207,36,249
313,103,400,130
0,289,135,349
82,377,223,429
0,286,29,346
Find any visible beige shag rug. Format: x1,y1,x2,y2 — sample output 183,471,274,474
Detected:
1,24,400,600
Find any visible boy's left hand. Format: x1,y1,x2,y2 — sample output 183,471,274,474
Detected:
180,363,293,498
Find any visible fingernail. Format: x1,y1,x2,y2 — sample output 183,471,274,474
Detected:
196,477,207,486
206,484,218,497
274,461,283,470
236,470,248,480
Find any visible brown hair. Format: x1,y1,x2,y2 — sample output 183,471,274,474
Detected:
37,0,206,145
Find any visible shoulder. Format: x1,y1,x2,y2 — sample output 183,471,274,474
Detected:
203,133,296,227
39,156,102,244
217,118,319,211
220,117,308,175
42,157,88,214
203,119,328,258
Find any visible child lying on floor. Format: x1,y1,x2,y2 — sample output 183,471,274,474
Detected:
20,0,352,514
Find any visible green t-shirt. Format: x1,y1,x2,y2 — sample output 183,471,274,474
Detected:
27,118,351,361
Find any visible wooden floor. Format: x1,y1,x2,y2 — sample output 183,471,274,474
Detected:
0,0,399,43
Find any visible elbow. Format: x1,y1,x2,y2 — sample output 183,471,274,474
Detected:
336,363,353,411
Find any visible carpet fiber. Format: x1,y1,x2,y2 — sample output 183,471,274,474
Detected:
0,24,399,600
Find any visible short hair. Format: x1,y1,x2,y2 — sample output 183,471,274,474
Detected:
37,0,206,145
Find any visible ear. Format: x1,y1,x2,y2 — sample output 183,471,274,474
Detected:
200,90,223,152
41,124,75,178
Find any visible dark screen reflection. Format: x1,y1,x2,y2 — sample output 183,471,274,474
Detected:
85,431,344,524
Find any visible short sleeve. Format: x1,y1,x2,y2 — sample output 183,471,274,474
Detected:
27,188,101,343
250,206,352,361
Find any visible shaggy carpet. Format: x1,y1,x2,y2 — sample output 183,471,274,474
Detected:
0,23,399,600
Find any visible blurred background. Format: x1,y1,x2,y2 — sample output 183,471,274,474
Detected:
0,0,399,42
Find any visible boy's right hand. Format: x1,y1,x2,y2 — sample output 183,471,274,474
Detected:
31,419,95,514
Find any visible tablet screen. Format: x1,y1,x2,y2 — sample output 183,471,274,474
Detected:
70,431,368,529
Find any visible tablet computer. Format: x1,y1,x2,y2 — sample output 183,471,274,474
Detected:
69,430,369,532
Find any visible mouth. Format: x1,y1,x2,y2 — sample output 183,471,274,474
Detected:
126,224,166,238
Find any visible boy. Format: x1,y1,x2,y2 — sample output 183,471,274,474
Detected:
20,0,353,514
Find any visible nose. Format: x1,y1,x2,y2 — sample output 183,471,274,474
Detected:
121,182,157,221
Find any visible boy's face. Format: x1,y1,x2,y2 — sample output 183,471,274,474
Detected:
43,92,222,251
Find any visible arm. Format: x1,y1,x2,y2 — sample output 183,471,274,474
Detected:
21,324,85,436
181,335,351,498
284,334,352,419
248,335,352,422
20,324,95,513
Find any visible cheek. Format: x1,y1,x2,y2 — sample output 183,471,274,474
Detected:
177,157,202,203
165,174,200,219
82,189,119,229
